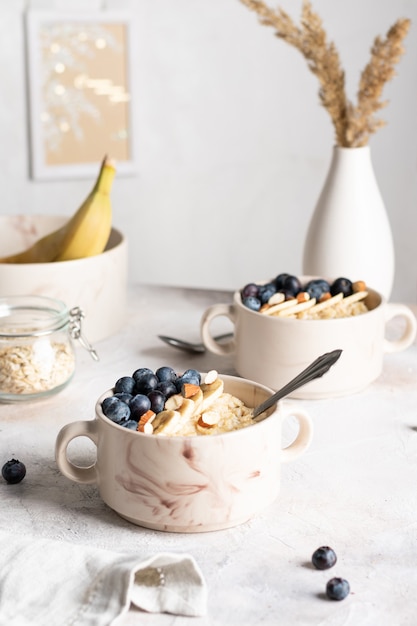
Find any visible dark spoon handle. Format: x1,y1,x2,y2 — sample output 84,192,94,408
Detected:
252,349,342,418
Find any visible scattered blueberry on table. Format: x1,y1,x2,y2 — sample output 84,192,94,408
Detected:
2,459,26,484
312,546,337,570
326,577,350,601
311,546,350,600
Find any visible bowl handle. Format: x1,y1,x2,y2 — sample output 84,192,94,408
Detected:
383,304,417,354
281,408,313,463
200,303,236,355
55,420,98,484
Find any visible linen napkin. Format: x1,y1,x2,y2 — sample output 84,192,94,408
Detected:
0,530,207,625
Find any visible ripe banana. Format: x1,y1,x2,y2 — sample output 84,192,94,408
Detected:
0,156,116,264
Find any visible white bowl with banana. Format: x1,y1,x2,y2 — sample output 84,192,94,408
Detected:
0,158,127,342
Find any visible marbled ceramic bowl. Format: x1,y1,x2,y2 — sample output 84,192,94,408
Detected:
55,374,313,532
0,215,127,342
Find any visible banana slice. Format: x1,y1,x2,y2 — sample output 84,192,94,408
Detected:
200,378,224,412
189,388,204,416
340,290,368,305
276,298,316,317
305,292,344,315
152,410,181,435
261,298,299,316
177,398,196,420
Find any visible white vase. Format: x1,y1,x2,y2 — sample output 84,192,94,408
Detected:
302,146,394,300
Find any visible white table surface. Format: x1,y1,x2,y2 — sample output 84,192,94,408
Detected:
1,284,417,626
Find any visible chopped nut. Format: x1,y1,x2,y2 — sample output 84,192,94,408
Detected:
267,292,285,306
165,394,183,410
319,292,332,302
138,410,156,434
198,411,220,427
204,370,218,385
296,291,310,303
352,280,367,293
182,383,200,398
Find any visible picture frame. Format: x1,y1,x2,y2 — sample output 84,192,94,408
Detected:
25,10,137,180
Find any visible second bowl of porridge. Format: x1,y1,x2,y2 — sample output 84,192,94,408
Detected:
200,275,417,398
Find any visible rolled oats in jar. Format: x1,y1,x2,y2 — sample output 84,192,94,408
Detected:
0,295,97,402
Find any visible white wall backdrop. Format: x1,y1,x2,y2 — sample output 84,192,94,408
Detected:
1,0,416,302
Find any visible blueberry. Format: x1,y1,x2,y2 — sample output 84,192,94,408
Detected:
157,380,178,398
176,369,201,393
326,577,350,601
114,392,133,404
242,296,261,312
134,372,159,395
180,369,201,385
2,459,26,484
114,376,135,395
258,282,276,304
102,396,131,424
312,546,337,570
132,367,154,384
330,277,353,298
147,390,166,414
241,283,259,299
304,279,331,301
130,393,151,419
123,420,139,431
274,273,290,290
155,366,177,383
281,274,302,297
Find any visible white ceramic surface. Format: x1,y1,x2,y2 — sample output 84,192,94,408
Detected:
0,215,127,342
55,375,313,532
200,280,417,398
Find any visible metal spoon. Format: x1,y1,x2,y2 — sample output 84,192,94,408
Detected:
252,349,342,420
158,332,233,354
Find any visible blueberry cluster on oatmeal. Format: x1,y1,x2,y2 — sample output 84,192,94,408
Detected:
240,274,368,320
101,367,254,436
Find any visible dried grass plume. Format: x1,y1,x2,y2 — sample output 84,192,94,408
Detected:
239,0,410,147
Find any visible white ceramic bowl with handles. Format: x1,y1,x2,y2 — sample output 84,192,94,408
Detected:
200,279,416,398
55,374,313,533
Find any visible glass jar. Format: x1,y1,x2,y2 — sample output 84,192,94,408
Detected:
0,295,97,402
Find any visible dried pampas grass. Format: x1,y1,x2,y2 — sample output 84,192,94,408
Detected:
239,0,410,147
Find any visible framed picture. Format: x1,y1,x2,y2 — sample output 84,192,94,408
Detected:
25,10,137,180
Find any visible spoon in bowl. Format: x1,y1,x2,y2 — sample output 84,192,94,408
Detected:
252,349,342,420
